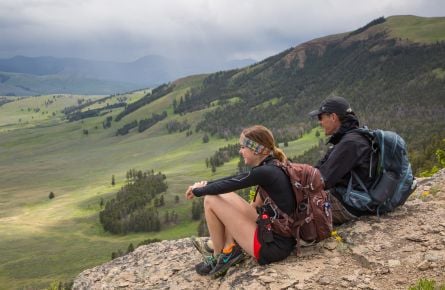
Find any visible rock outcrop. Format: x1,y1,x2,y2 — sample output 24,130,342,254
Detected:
73,170,445,290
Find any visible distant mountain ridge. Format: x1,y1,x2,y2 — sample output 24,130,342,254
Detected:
58,15,444,174
118,15,444,174
0,55,255,95
4,15,444,173
0,71,139,96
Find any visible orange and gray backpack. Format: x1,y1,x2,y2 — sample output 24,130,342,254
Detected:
257,161,333,252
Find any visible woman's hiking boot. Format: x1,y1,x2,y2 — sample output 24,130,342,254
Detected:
191,236,214,256
209,243,245,278
195,254,217,276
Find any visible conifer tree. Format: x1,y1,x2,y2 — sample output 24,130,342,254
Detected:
127,243,134,253
202,133,209,143
159,195,165,206
164,211,170,223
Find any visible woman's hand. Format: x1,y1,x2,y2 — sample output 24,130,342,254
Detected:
185,186,194,200
185,181,207,200
192,181,207,188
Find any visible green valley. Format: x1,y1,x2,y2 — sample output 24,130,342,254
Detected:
0,79,321,289
1,15,444,289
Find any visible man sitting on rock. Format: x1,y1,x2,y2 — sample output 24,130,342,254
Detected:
309,96,378,224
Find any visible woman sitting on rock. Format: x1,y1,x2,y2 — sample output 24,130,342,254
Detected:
185,125,296,277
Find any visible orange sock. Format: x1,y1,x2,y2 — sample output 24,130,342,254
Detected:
222,242,236,254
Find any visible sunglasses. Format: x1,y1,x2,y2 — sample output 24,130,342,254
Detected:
317,113,331,121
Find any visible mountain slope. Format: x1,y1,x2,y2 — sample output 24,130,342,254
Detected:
56,16,444,172
386,15,445,43
148,15,445,174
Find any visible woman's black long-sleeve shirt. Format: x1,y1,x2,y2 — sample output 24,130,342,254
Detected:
192,156,296,215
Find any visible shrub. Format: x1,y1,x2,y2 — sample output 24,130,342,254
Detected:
409,278,445,290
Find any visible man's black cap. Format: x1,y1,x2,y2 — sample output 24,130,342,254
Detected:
308,96,353,117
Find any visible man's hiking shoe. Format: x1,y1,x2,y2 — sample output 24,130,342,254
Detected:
195,255,217,276
191,236,214,256
209,243,245,278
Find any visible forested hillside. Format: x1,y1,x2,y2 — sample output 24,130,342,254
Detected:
55,16,445,174
157,15,445,174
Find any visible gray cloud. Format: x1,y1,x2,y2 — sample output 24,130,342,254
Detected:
0,0,444,63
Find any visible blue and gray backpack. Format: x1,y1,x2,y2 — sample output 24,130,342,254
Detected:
339,128,417,214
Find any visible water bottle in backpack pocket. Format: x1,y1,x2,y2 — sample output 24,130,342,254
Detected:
256,205,275,243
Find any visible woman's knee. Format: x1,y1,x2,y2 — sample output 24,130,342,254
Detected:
204,192,236,209
203,194,220,209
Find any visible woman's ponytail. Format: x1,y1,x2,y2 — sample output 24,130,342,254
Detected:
273,146,287,163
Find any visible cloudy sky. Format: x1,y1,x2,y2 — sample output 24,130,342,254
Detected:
0,0,444,64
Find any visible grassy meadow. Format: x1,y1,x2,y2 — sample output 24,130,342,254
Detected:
0,79,321,289
386,15,445,43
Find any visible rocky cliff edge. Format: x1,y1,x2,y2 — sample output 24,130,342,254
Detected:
73,170,445,290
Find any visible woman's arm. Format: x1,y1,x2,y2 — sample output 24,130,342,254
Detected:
192,167,270,197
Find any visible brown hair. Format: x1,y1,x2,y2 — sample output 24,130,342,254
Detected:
241,125,287,163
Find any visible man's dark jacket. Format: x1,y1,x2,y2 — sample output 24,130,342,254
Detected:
316,114,378,216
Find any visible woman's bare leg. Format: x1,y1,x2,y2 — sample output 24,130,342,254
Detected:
204,192,258,256
219,192,258,248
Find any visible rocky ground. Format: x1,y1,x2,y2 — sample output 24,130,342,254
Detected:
73,169,445,290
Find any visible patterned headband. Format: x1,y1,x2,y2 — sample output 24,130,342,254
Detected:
240,134,271,155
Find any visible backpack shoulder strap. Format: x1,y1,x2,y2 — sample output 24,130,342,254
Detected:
349,127,379,178
349,127,374,141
